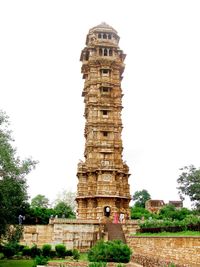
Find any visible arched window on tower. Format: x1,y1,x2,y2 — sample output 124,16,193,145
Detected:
99,48,102,56
104,206,111,217
101,69,110,77
103,33,107,39
98,33,101,38
102,110,108,117
102,131,108,137
85,51,89,61
109,49,113,56
108,34,111,39
102,87,109,93
83,73,88,79
104,48,108,56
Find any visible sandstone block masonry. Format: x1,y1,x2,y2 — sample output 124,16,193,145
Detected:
127,236,200,267
21,220,200,266
21,219,139,251
21,219,100,251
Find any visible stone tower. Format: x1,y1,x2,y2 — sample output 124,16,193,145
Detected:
76,23,131,221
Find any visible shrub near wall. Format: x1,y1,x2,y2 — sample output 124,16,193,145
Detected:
139,215,200,233
55,244,66,258
42,244,52,257
88,240,132,263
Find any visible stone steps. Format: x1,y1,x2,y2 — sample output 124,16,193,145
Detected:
105,223,126,243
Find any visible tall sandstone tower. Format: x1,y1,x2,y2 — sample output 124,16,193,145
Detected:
76,23,131,221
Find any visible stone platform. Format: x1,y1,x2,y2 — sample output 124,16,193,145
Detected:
21,219,139,251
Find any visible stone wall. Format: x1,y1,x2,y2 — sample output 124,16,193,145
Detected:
21,219,100,251
127,236,200,267
22,225,53,247
21,220,200,266
21,219,139,251
122,220,140,237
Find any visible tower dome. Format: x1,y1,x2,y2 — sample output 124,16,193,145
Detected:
85,22,120,46
89,22,118,34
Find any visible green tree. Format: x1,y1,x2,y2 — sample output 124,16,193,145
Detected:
130,206,152,219
133,189,151,208
31,194,50,209
54,190,77,212
177,165,200,210
54,201,75,218
159,204,192,220
0,110,37,238
25,206,55,224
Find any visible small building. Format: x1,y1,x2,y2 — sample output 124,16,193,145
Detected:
168,200,183,209
145,199,184,213
145,199,165,213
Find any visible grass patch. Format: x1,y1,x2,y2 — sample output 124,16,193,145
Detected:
79,253,88,261
50,252,88,262
0,253,88,267
0,259,34,267
134,231,200,236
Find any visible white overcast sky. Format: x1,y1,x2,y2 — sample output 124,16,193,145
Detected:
1,0,200,208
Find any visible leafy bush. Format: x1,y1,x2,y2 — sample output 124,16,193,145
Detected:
22,246,31,256
0,252,4,259
65,249,73,256
159,205,192,220
55,244,66,258
42,244,52,257
139,215,200,233
131,206,152,219
88,240,132,263
49,250,57,258
30,244,41,258
33,255,49,267
72,249,80,261
3,242,20,258
18,244,25,252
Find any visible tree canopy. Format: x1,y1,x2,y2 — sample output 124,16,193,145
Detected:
24,194,76,224
177,165,200,210
31,194,50,209
54,190,77,212
54,201,75,218
133,189,151,208
0,110,37,238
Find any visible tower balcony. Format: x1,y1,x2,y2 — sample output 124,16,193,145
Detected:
86,119,122,126
85,141,123,150
81,52,125,67
94,37,119,46
83,78,120,89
